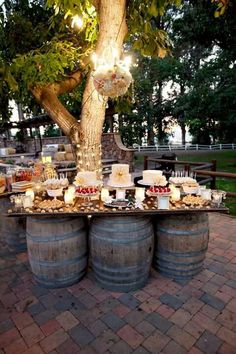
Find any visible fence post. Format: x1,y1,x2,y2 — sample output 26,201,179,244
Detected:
232,143,234,150
196,144,199,150
210,145,212,150
185,144,187,151
210,160,217,189
184,164,190,176
144,156,148,170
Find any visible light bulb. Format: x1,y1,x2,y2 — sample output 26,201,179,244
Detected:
123,56,132,68
71,15,83,29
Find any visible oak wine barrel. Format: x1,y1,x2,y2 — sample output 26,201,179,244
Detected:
26,217,88,288
90,216,154,292
153,213,209,280
0,196,26,253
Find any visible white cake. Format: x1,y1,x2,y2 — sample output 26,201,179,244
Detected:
142,170,166,185
108,164,132,186
74,171,98,186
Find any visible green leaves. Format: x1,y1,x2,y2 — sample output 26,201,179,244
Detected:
12,40,83,89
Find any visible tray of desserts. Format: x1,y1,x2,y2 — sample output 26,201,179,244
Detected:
146,186,172,197
36,199,65,210
104,199,132,208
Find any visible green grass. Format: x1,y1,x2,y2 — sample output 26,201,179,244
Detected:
135,150,236,215
178,151,236,215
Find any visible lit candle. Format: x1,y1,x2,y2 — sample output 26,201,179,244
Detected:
201,189,211,200
25,188,35,201
23,196,33,209
15,197,22,209
35,182,42,195
68,185,76,196
135,187,145,201
64,190,74,204
171,185,180,201
42,156,52,164
101,188,109,202
116,189,126,200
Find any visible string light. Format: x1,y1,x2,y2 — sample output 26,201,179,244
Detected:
71,15,83,29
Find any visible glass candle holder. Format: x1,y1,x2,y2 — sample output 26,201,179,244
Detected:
171,185,181,201
211,190,226,207
135,187,145,201
101,188,109,202
26,189,35,201
64,190,74,205
23,195,34,209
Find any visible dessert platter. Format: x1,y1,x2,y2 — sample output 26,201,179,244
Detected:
146,186,172,197
104,199,132,209
43,177,69,198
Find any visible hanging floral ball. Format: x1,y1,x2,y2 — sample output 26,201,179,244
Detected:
93,64,133,98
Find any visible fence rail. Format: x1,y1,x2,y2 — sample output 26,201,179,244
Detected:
134,143,236,152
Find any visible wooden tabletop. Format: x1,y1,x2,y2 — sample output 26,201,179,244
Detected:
6,196,229,217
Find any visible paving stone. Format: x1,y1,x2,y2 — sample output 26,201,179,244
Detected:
216,308,236,329
109,340,132,354
56,311,79,331
157,304,175,319
226,279,236,289
119,294,141,310
163,339,187,354
27,302,46,316
39,294,57,309
124,309,147,326
56,338,80,354
0,292,18,308
20,323,44,347
90,329,119,353
31,285,50,297
195,330,223,354
101,311,125,331
182,297,204,315
138,297,161,313
133,347,150,354
4,337,27,354
86,319,108,337
11,312,34,330
117,324,144,349
75,292,97,310
167,325,196,350
34,309,59,326
217,326,236,348
97,298,120,313
200,293,225,311
169,308,192,328
135,320,155,338
193,310,221,335
200,304,220,320
142,329,170,353
0,328,20,348
218,342,236,354
159,293,184,310
0,319,14,334
69,324,95,348
40,319,61,336
146,312,172,333
40,328,69,353
20,344,44,354
184,319,205,339
113,304,131,318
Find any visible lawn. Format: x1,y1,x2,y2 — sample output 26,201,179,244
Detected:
135,150,236,215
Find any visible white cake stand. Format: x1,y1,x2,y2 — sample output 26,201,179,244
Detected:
106,183,134,200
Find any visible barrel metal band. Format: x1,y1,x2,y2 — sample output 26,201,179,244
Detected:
26,229,85,242
29,252,87,267
157,227,209,236
90,231,153,244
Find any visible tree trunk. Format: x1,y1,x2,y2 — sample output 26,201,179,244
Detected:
78,0,127,178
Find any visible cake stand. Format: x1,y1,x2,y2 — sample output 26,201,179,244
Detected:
106,183,134,200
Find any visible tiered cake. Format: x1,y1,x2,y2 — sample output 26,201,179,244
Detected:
108,164,132,187
74,171,98,187
142,170,167,186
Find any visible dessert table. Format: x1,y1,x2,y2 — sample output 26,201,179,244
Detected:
4,195,228,291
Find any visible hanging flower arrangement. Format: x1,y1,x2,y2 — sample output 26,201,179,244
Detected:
92,44,133,98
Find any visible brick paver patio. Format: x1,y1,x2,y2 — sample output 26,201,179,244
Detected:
0,213,236,354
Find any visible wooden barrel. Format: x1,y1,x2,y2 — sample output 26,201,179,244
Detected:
26,217,88,288
90,216,154,292
0,196,26,253
153,213,209,280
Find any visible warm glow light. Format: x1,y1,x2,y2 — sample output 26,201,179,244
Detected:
123,56,132,68
71,15,83,29
91,53,97,69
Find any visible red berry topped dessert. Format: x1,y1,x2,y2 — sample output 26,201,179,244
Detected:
149,186,171,194
76,186,98,195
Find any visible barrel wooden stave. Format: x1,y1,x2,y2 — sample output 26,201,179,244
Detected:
90,216,154,292
27,217,88,288
0,196,26,252
153,213,209,280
